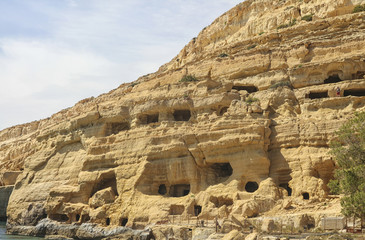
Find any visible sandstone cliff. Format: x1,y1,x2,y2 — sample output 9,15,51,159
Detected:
1,0,365,238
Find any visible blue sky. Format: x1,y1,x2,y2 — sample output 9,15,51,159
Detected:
0,0,242,130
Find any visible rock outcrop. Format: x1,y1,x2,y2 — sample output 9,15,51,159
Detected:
1,0,365,238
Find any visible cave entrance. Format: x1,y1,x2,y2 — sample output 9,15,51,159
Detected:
324,74,342,84
344,89,365,97
279,183,292,196
81,214,90,223
49,214,69,223
105,122,130,136
139,114,159,124
194,205,202,216
219,107,229,116
106,218,111,226
307,91,328,99
120,218,128,226
232,85,258,93
302,192,310,200
76,214,80,222
211,163,233,179
90,172,118,197
173,110,191,121
245,182,259,193
352,71,365,79
169,184,190,197
169,205,185,215
158,184,167,195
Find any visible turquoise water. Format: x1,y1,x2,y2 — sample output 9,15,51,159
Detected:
0,222,42,240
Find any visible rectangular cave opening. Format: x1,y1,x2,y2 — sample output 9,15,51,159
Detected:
194,205,202,216
324,74,342,84
344,89,365,97
105,122,130,136
232,85,258,93
169,205,185,215
49,214,69,223
169,184,190,197
173,110,191,121
90,172,118,197
139,114,159,124
307,91,329,99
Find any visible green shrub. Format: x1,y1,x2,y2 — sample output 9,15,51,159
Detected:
180,75,198,83
131,82,139,87
301,14,313,22
277,19,297,30
245,96,259,105
218,53,228,58
353,4,365,13
269,81,293,89
259,31,265,35
247,44,257,50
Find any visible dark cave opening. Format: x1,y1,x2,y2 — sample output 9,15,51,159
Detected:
232,85,258,93
105,122,130,136
279,183,292,196
169,184,190,197
147,114,159,124
90,172,118,197
49,214,69,223
75,214,80,222
219,107,229,116
352,71,365,79
194,205,202,216
173,110,191,121
211,163,233,178
158,184,167,195
245,181,259,193
302,192,310,200
307,91,329,99
106,218,110,226
344,89,365,97
324,74,342,84
120,218,128,226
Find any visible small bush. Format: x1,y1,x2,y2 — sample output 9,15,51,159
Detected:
277,19,297,30
131,82,139,87
353,4,365,13
247,44,257,50
245,96,259,105
218,53,228,58
301,14,313,22
269,81,293,89
180,75,198,83
259,31,265,35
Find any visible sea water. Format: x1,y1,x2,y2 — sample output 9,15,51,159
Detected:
0,222,43,240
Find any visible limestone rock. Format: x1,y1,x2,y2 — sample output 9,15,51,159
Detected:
0,0,365,239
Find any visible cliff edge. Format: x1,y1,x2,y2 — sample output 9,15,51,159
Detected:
1,0,365,238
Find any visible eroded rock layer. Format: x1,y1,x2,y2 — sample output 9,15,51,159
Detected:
1,0,365,237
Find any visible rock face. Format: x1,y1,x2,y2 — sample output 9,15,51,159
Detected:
1,0,365,238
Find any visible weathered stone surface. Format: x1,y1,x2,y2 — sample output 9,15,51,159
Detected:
0,0,365,238
0,186,13,220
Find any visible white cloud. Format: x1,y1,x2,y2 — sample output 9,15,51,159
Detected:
0,0,243,130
